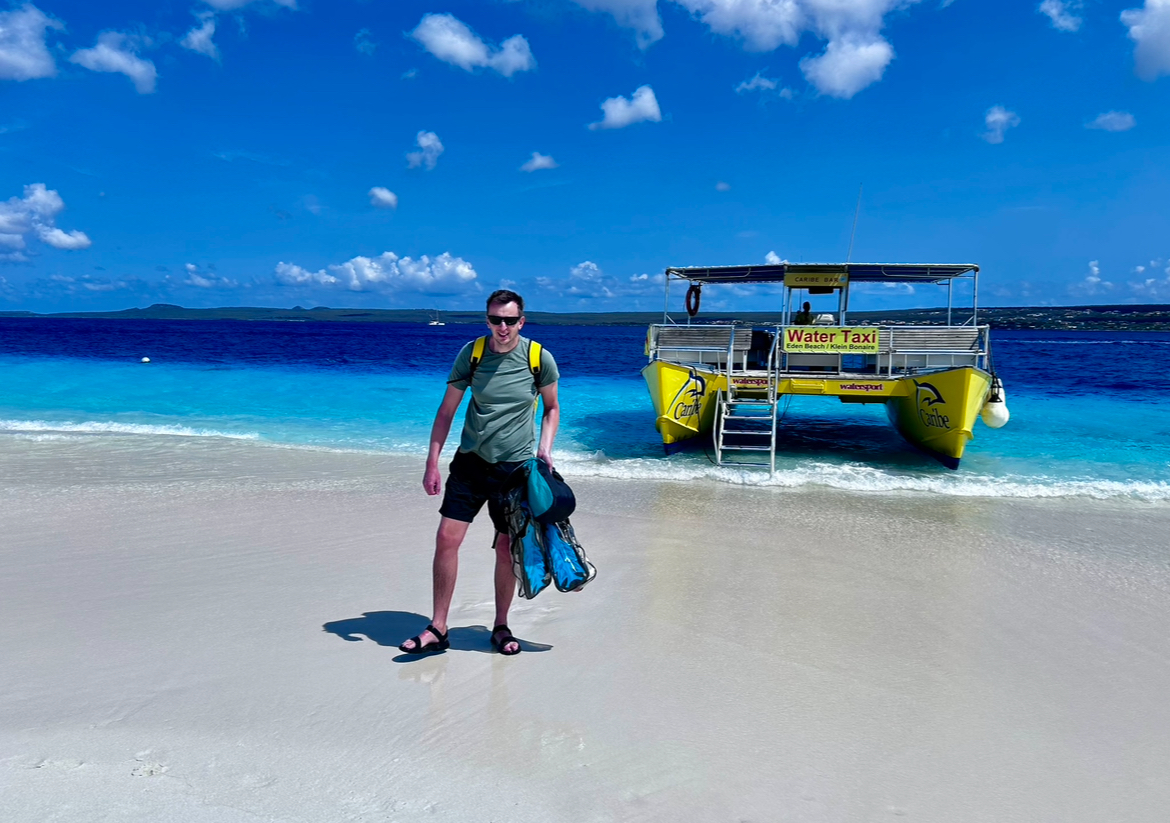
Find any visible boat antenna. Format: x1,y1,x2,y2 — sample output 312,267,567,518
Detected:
846,183,862,262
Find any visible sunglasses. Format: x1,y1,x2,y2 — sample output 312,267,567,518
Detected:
487,314,522,326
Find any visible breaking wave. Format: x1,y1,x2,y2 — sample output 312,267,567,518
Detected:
0,419,260,441
4,420,1167,503
556,453,1170,502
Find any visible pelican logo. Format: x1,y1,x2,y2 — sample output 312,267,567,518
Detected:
670,370,707,422
914,380,950,429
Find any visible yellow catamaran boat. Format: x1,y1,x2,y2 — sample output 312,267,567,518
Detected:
643,262,1009,470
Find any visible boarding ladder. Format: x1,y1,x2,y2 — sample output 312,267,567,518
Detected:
713,328,780,473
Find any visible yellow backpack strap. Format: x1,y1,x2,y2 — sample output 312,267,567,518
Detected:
528,340,543,411
467,336,487,383
528,341,543,385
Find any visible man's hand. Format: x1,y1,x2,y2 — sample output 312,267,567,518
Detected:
537,448,554,470
423,463,442,496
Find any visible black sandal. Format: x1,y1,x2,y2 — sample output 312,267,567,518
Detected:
398,624,449,654
491,624,521,656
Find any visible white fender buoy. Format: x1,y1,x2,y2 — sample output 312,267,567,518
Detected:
981,378,1009,428
141,357,151,363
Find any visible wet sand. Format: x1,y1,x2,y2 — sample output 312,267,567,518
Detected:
2,436,1169,822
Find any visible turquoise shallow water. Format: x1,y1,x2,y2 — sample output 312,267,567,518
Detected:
1,319,1168,501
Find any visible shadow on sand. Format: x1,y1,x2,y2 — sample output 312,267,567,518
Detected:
322,610,553,662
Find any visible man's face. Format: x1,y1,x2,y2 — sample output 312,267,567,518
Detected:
486,300,524,346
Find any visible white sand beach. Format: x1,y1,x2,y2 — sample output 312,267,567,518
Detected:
2,435,1169,822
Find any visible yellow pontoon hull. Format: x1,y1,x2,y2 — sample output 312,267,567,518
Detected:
642,361,991,468
884,367,992,469
640,361,727,447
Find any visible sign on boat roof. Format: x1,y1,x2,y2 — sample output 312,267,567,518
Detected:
665,262,979,285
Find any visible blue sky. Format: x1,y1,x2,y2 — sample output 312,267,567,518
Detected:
1,0,1168,314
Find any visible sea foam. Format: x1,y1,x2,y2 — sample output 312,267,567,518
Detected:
556,453,1170,502
0,419,260,441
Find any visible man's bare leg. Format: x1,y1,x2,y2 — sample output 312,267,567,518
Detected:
492,533,520,654
401,516,469,651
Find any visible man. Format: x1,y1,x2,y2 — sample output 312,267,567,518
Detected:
399,290,560,657
793,301,814,325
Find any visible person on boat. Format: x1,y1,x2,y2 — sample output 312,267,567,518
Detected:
793,301,814,325
399,289,560,657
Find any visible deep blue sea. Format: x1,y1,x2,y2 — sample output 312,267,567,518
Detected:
2,318,1168,501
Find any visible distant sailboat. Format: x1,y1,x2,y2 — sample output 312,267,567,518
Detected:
428,310,445,326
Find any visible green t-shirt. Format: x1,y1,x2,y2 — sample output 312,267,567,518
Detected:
447,336,560,464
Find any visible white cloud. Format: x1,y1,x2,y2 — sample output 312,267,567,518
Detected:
406,131,444,170
0,183,91,261
183,263,237,289
850,280,915,295
1071,259,1114,295
70,32,157,94
520,152,559,172
572,0,664,47
50,274,138,294
410,14,535,77
0,3,63,81
627,271,666,295
368,187,398,209
674,0,803,51
202,0,297,10
579,0,923,97
735,70,794,98
736,71,777,93
981,105,1020,144
553,261,615,298
570,261,607,287
1122,0,1170,81
589,84,661,130
181,12,220,61
1039,0,1082,32
36,226,91,250
1129,258,1170,298
764,251,786,265
800,36,894,99
715,181,731,191
539,261,665,300
274,252,478,295
629,272,663,284
354,28,375,56
1086,111,1136,131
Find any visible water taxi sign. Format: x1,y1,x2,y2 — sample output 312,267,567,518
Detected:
784,271,848,289
783,327,880,353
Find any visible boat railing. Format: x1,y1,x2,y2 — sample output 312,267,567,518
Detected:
648,325,752,373
877,325,988,375
651,323,989,377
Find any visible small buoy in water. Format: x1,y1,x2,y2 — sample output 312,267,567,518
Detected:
141,357,151,364
980,377,1009,428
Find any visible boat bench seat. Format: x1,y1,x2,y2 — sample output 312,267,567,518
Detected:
654,326,752,369
886,327,983,352
655,326,752,353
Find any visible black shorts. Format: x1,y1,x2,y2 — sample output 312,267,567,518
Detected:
439,450,526,534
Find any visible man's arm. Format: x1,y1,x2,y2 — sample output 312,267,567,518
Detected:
536,380,560,468
423,384,465,496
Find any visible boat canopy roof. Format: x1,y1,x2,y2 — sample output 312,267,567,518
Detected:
665,262,978,285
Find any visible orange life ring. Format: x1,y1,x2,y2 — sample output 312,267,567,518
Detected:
685,284,701,317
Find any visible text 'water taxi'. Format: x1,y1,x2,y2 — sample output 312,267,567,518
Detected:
642,262,1009,470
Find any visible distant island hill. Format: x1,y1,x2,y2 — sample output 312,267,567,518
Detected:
2,303,1168,331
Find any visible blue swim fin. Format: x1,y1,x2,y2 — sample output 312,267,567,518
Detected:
511,504,551,600
544,519,596,593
